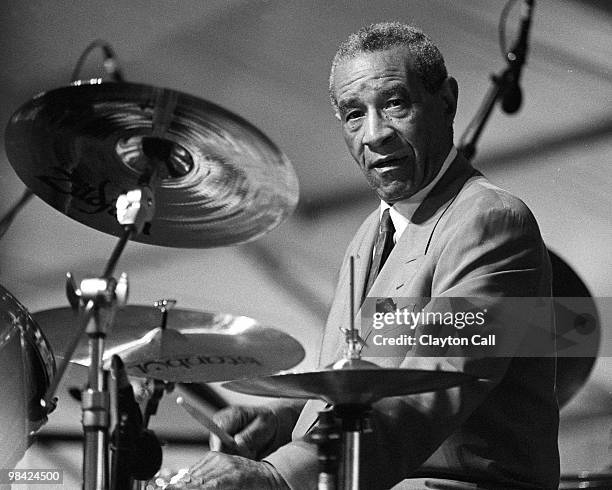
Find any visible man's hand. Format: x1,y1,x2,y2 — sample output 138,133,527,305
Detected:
169,452,289,490
210,405,279,459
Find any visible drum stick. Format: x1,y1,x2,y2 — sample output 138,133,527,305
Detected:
175,396,243,455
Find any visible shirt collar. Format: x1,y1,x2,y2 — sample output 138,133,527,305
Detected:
380,146,457,242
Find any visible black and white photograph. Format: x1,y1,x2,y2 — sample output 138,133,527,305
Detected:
0,1,610,488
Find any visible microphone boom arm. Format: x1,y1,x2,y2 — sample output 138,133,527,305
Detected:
458,0,534,161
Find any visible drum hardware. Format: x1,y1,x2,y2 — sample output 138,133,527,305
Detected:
0,285,56,469
225,258,476,490
18,88,196,488
223,346,474,490
0,188,34,240
308,408,341,490
558,472,612,489
34,304,305,384
4,80,299,248
38,171,155,490
33,295,306,489
3,44,300,484
142,378,174,429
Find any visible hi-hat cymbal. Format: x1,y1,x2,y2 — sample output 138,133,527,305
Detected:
223,365,475,405
5,80,298,247
33,305,305,383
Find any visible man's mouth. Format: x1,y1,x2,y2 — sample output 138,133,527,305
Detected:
369,157,404,171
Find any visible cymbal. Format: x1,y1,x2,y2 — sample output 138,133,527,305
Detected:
33,305,305,383
223,365,475,405
549,250,600,408
5,80,298,247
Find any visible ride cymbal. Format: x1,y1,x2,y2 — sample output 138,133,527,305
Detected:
223,366,475,405
5,80,298,247
33,305,305,383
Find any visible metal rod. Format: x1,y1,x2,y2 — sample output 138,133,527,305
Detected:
0,188,34,240
42,300,93,410
342,431,360,490
458,74,504,161
349,256,355,333
42,220,131,407
82,364,109,490
318,472,336,490
83,312,109,490
103,227,134,278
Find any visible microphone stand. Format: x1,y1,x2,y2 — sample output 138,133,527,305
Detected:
458,0,534,161
0,189,34,240
457,69,510,161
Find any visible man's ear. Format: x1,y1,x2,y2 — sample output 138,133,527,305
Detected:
440,76,458,124
334,110,341,121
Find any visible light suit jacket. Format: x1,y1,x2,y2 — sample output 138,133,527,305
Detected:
266,154,559,489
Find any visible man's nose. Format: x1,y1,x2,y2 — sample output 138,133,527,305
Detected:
362,112,395,149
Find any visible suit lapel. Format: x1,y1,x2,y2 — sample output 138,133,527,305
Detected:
352,211,379,309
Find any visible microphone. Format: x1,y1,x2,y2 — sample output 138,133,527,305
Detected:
102,44,125,82
110,356,161,488
502,0,534,114
111,355,143,438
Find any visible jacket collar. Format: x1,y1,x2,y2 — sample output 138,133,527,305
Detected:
366,152,478,297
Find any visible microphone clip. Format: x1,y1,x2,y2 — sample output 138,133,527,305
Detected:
500,0,535,114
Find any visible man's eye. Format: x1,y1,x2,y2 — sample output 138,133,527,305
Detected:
345,110,363,121
385,99,404,109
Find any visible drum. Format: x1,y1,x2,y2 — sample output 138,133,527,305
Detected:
0,285,56,468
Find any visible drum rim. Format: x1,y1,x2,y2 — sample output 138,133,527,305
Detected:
0,286,56,402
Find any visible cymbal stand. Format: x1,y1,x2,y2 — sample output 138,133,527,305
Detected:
40,164,157,490
336,257,366,367
330,256,374,489
335,404,372,490
309,408,340,490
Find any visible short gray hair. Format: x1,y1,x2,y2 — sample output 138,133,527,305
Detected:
329,22,448,110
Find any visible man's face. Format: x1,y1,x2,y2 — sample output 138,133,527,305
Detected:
333,47,456,203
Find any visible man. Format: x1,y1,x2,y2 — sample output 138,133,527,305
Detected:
178,22,558,489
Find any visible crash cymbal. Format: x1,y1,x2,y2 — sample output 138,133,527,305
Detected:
33,305,304,383
5,80,298,247
223,365,475,405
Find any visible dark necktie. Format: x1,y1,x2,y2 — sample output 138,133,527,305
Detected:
364,208,395,297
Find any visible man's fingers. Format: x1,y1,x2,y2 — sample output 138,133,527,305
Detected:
233,412,275,457
209,407,254,454
208,406,277,457
212,406,253,434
